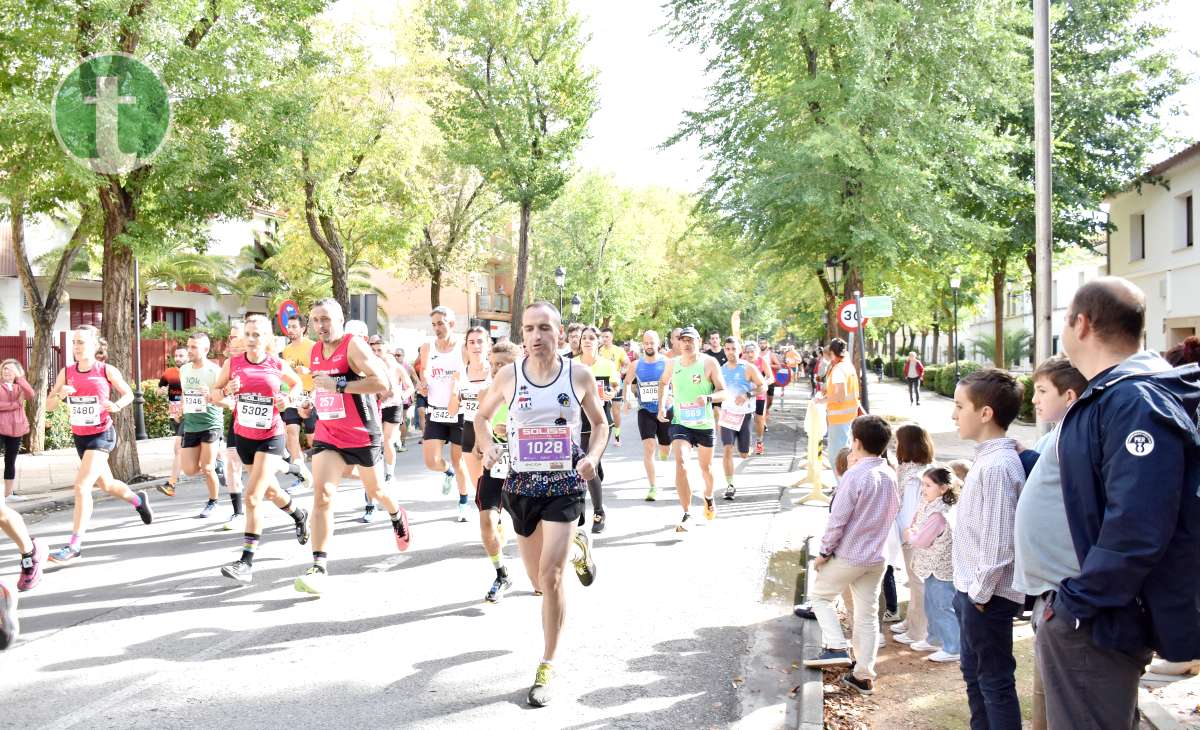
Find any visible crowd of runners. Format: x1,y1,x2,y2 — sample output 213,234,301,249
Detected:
0,299,806,706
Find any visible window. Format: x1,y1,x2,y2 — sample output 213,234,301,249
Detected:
1187,195,1194,248
69,299,103,329
151,306,195,331
1052,335,1059,354
1130,213,1145,261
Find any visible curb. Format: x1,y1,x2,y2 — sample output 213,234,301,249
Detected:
796,618,825,730
9,475,171,517
1139,689,1185,730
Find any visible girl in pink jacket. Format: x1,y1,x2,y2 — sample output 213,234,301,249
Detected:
0,358,46,593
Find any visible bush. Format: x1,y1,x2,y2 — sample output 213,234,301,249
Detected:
1018,374,1035,423
44,404,74,451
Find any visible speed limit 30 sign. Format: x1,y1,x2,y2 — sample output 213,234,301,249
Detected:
837,300,868,332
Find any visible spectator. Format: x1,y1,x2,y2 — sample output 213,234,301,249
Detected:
905,465,960,663
951,368,1026,730
890,423,935,648
815,339,861,461
1164,335,1200,367
901,352,923,405
1012,354,1087,730
803,415,899,696
1044,278,1200,727
0,360,35,499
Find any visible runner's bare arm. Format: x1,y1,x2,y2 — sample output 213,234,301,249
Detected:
705,357,728,404
746,363,768,397
339,337,388,395
104,366,135,411
657,359,675,421
475,363,514,468
46,369,68,409
575,364,609,467
210,361,232,404
278,363,303,411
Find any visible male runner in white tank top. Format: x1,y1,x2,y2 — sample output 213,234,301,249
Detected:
417,306,468,505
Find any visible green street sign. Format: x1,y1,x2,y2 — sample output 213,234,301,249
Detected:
52,53,171,175
860,295,893,318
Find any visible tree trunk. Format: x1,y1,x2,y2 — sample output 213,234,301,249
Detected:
1025,248,1038,354
931,324,940,365
887,329,896,362
430,266,442,309
992,260,1006,368
920,330,928,362
510,200,533,343
99,183,142,480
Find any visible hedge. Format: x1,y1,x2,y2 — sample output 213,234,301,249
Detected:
44,380,188,451
1018,375,1035,423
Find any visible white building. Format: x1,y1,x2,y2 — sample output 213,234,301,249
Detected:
959,247,1107,370
0,208,276,343
1105,142,1200,351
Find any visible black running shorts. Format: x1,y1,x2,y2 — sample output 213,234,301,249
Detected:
461,419,479,454
502,491,585,538
719,413,752,454
754,399,766,416
234,434,286,465
637,408,672,447
381,405,404,425
181,428,222,449
312,439,382,468
475,471,505,512
670,424,715,449
73,427,116,459
423,416,463,446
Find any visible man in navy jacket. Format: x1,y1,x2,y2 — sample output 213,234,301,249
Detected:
1040,277,1200,729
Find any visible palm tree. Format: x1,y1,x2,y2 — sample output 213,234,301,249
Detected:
972,329,1034,369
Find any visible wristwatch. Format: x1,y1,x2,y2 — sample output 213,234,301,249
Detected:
335,376,348,393
819,551,833,559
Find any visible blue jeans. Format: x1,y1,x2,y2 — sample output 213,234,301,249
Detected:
923,577,960,654
954,591,1022,730
826,423,852,466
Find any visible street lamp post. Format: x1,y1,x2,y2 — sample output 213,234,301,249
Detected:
823,256,842,342
950,275,962,381
554,266,566,314
570,294,581,323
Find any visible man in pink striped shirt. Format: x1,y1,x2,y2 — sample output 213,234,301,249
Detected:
803,415,899,695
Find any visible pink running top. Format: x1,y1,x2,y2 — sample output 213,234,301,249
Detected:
754,356,772,401
65,362,112,436
310,335,379,449
229,353,285,441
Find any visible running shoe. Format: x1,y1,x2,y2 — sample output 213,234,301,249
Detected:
359,505,376,524
613,436,621,447
570,529,597,587
703,498,716,521
724,484,736,501
457,502,469,523
644,487,657,502
926,650,959,663
486,574,512,603
893,632,918,645
590,511,606,534
442,472,454,495
134,491,154,524
219,513,245,532
294,565,327,595
157,481,176,498
675,512,692,533
754,442,765,456
299,464,313,490
197,500,217,519
392,508,411,552
294,508,310,545
49,545,81,564
910,640,938,652
527,662,553,707
397,442,407,453
16,540,46,592
0,582,17,651
220,560,253,584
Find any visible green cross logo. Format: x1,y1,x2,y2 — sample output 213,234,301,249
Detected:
52,53,170,175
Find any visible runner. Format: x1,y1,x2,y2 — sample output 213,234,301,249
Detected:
717,338,767,500
0,580,15,649
622,330,671,501
287,300,410,594
45,325,153,563
281,315,317,488
418,306,468,502
449,326,491,523
471,340,520,603
372,336,413,492
598,327,628,447
214,314,311,584
744,341,772,455
565,322,583,358
761,339,782,415
657,326,727,532
158,345,187,495
0,361,44,592
576,326,618,533
175,333,234,519
393,346,418,451
666,327,683,357
475,301,603,707
705,332,728,365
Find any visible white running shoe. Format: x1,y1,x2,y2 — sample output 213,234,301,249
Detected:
893,632,918,645
910,640,938,652
926,650,959,663
294,566,327,595
218,513,246,532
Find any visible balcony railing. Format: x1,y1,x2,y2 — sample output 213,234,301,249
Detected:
477,292,511,313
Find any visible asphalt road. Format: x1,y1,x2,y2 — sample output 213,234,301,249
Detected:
1,403,805,730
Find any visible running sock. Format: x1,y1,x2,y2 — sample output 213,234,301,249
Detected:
281,497,300,519
496,564,508,579
68,533,81,549
229,492,244,514
125,492,142,507
312,551,328,572
458,493,469,506
445,468,455,477
241,533,260,565
613,426,621,439
586,477,603,514
205,498,218,508
489,552,503,569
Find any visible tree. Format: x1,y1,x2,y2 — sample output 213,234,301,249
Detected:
427,0,598,341
406,152,505,307
972,328,1033,369
7,1,333,478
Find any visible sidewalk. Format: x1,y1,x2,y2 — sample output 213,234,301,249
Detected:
864,376,1039,461
6,436,177,516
